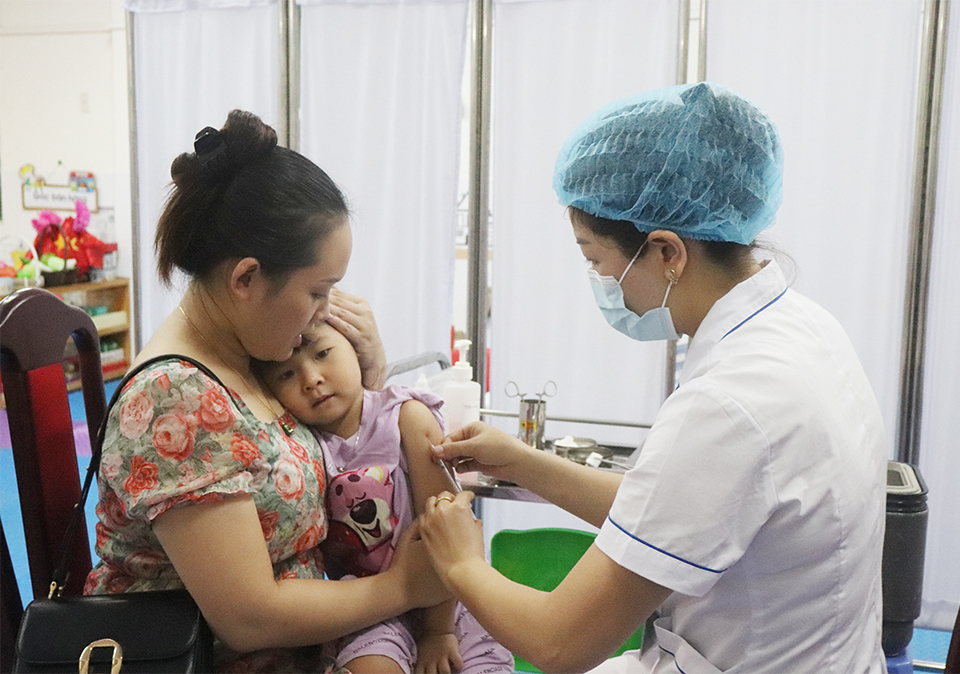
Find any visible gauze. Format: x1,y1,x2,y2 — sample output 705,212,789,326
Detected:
553,82,784,245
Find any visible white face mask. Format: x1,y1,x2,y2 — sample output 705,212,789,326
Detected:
587,244,680,342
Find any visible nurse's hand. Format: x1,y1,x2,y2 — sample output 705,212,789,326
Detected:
419,491,485,586
433,422,532,484
327,288,387,390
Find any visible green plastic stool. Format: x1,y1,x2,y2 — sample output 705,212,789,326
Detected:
490,528,644,673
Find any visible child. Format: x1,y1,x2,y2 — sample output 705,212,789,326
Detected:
257,321,513,674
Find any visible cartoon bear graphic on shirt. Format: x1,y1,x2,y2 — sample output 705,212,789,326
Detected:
323,465,398,578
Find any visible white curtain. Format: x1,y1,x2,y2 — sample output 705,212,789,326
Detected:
480,0,680,541
298,0,468,375
128,0,280,346
706,0,922,458
488,0,680,448
917,3,960,631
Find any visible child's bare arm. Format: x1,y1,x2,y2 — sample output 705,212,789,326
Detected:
399,400,463,671
399,398,458,517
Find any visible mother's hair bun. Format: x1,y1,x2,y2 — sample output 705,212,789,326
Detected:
170,110,278,186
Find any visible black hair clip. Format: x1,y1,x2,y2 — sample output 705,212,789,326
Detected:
194,126,230,175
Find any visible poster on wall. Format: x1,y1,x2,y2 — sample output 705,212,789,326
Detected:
20,165,99,212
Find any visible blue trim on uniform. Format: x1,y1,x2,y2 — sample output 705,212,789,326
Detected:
607,517,725,574
658,646,688,674
721,287,788,340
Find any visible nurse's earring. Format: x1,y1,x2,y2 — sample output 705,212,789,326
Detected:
657,269,680,311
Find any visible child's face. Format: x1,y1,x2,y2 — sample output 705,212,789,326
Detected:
261,322,364,431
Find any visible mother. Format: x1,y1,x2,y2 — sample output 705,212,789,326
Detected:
85,110,446,671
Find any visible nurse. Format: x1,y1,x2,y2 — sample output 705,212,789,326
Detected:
420,82,887,673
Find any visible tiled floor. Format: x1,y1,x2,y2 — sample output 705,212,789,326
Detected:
0,384,954,667
912,627,955,669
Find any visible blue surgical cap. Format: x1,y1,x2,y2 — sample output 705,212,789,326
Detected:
553,82,784,245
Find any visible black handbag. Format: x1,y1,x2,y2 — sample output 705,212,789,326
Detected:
13,356,218,673
14,591,212,673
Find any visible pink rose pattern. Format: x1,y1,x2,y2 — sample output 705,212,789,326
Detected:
97,490,131,529
197,387,236,433
152,413,198,461
118,390,154,438
87,359,328,605
124,455,159,496
258,509,280,542
295,523,323,554
285,435,310,462
231,433,261,467
274,458,307,502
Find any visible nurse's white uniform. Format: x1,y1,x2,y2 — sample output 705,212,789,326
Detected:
592,260,887,673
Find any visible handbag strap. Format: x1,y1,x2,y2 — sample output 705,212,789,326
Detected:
49,354,228,597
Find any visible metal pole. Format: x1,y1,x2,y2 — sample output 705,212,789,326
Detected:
697,0,708,82
126,10,143,354
664,0,693,398
897,0,950,465
278,0,290,147
277,0,300,150
480,408,653,430
466,0,492,391
288,0,301,151
664,340,677,398
676,0,690,85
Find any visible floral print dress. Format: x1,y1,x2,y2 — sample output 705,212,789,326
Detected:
84,357,336,672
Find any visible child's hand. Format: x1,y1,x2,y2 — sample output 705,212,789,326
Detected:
414,632,462,674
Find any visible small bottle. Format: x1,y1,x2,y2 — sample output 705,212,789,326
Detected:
442,339,482,434
415,372,432,393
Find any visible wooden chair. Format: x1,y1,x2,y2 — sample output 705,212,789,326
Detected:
1,520,24,673
0,287,106,603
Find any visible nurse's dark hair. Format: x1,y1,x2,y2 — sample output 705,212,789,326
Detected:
155,110,348,286
569,207,757,272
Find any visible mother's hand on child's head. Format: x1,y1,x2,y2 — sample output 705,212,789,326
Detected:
327,287,387,390
389,521,452,608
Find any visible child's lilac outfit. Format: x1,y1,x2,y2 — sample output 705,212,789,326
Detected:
314,385,512,674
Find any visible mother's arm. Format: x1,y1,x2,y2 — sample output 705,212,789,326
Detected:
153,494,447,653
420,492,671,673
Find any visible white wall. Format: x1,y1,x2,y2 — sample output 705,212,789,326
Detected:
0,0,134,309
